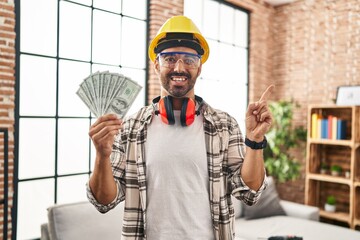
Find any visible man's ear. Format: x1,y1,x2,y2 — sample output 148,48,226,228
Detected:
154,60,160,74
196,64,202,78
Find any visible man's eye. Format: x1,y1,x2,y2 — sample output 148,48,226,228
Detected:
184,58,196,65
164,56,176,63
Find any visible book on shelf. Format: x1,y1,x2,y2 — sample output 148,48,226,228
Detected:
321,119,328,139
328,115,332,139
311,113,346,140
337,119,346,140
311,113,318,138
331,116,337,140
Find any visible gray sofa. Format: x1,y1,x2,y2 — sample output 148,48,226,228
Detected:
234,200,360,240
41,178,360,240
41,201,124,240
41,199,360,240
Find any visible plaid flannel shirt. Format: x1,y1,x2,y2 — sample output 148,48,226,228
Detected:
87,101,266,240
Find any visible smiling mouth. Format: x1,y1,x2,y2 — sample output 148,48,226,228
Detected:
171,76,187,82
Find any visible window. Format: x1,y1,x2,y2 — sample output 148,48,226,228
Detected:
184,0,249,131
15,0,148,239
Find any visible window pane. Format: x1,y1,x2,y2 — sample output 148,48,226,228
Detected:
19,118,56,179
20,55,57,116
17,179,55,240
20,0,57,56
93,0,121,14
218,42,236,82
92,64,121,73
59,1,91,61
200,39,220,81
57,175,89,204
58,60,91,117
57,119,90,175
233,47,248,86
185,0,249,134
90,118,97,171
203,0,219,39
219,4,234,44
122,0,146,20
70,0,92,6
121,17,146,68
195,78,221,108
92,10,121,65
235,11,248,48
184,0,203,28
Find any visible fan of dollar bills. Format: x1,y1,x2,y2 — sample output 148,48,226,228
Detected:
76,71,142,118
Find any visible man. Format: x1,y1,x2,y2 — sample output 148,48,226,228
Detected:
87,16,274,240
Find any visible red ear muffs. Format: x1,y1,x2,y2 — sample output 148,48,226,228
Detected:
158,96,175,125
180,98,196,126
153,95,203,126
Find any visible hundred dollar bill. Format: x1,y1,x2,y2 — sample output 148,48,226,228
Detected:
106,76,142,118
76,87,98,116
103,73,126,114
76,71,142,118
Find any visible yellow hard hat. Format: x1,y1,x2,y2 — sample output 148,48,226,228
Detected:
148,16,210,64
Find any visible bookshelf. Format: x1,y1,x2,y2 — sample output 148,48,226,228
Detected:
305,105,360,229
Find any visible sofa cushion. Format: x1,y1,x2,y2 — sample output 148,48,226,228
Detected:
47,201,124,240
242,176,286,220
280,200,319,221
235,215,360,240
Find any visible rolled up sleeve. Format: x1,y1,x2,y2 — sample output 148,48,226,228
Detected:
232,174,267,206
86,133,127,213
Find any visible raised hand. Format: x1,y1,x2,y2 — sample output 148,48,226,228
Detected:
245,85,275,141
89,114,123,160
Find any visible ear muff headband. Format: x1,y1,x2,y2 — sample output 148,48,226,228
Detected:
157,97,169,124
181,98,196,127
153,95,203,126
163,96,175,125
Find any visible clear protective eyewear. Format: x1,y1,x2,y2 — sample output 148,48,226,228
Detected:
157,51,201,69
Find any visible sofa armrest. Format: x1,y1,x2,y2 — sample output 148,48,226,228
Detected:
280,200,319,221
40,223,50,240
46,201,124,240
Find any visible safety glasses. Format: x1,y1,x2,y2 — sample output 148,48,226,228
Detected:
157,51,201,69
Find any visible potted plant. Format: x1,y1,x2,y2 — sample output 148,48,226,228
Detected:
264,100,307,182
330,165,342,176
320,162,328,174
324,195,336,212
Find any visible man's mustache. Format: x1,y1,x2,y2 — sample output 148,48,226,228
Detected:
167,72,191,79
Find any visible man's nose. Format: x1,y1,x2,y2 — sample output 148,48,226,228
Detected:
173,59,186,72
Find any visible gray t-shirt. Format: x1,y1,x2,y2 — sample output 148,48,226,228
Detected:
145,110,214,240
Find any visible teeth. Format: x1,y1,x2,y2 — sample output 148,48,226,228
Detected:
172,77,186,82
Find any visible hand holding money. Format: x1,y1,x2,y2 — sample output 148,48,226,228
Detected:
76,71,142,118
89,114,122,159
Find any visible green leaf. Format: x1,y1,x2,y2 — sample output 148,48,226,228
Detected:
264,100,306,182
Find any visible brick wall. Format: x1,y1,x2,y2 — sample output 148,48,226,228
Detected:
226,0,360,203
0,0,15,239
148,0,184,100
272,0,360,203
227,0,305,202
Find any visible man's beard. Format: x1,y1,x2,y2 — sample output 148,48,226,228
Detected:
161,71,196,98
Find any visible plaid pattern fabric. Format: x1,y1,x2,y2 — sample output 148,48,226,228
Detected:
87,101,266,240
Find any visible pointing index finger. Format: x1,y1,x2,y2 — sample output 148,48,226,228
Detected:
259,85,275,102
